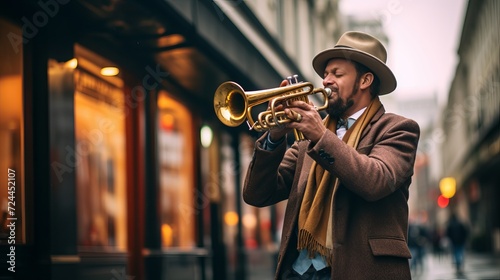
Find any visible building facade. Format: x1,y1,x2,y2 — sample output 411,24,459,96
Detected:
441,0,500,253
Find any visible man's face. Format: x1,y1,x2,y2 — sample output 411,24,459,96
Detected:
322,59,360,118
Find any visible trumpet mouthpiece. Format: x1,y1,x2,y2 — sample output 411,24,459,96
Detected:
325,88,332,97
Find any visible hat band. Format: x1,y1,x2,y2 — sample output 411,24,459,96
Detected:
334,45,353,49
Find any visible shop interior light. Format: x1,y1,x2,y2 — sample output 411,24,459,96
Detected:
224,211,239,226
242,214,257,229
160,113,175,131
161,223,173,247
100,66,120,76
200,125,213,148
64,58,78,69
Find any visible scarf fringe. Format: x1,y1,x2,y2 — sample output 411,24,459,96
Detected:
297,229,334,266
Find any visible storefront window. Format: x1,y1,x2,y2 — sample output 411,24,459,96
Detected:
157,91,195,248
220,132,238,268
239,134,277,250
73,46,127,250
0,18,25,244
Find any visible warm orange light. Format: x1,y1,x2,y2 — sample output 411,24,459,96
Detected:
158,34,185,48
224,211,239,226
100,67,120,76
161,223,173,247
64,58,78,69
242,214,257,229
160,113,175,131
157,94,169,109
440,177,456,198
437,195,449,208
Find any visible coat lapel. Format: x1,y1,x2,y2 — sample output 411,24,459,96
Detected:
360,105,385,139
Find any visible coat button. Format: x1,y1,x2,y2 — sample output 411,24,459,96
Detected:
328,158,335,164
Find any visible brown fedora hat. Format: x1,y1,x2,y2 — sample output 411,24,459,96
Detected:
312,31,397,95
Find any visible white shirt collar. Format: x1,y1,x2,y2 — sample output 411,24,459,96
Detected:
336,107,367,140
349,107,367,121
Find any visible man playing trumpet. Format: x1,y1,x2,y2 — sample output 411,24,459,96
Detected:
243,31,420,280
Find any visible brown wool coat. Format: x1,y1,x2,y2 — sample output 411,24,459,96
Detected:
243,106,420,280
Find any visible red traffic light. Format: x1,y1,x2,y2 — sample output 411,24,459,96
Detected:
437,194,449,208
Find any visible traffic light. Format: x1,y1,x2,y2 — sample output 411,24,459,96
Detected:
437,194,449,208
439,177,456,198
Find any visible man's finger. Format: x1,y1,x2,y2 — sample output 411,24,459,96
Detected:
287,100,310,109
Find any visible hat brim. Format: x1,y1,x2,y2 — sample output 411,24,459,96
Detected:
312,47,397,95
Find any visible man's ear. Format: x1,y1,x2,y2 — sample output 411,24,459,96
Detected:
359,72,374,90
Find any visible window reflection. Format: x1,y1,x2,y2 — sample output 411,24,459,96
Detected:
239,134,278,250
157,91,195,248
73,46,127,250
220,132,237,233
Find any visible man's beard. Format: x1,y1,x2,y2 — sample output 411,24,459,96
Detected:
327,81,359,119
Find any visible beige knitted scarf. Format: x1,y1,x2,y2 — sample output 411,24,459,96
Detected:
297,97,382,266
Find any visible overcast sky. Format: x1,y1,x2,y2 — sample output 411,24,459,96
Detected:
340,0,468,105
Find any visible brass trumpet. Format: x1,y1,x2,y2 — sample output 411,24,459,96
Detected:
213,78,332,141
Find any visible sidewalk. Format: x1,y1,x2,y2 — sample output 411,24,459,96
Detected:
412,252,500,280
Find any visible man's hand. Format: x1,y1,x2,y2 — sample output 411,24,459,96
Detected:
268,79,326,143
284,100,326,143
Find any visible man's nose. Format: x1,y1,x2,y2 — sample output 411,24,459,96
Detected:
323,74,334,87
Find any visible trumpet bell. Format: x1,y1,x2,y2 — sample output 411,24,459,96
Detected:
214,82,247,127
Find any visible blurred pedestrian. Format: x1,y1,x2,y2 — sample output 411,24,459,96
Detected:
408,222,428,272
446,213,469,274
243,31,420,280
430,226,444,260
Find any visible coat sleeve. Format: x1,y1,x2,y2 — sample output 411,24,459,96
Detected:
307,116,420,201
242,133,299,207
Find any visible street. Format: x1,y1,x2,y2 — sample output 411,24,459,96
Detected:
412,252,500,280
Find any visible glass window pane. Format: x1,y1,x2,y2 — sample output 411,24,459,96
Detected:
0,18,25,245
73,46,127,250
239,134,276,249
220,132,237,269
157,91,195,248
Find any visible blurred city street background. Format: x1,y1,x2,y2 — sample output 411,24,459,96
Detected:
0,0,499,279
